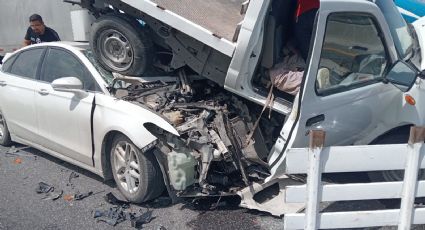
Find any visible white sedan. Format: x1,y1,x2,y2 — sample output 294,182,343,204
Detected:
0,42,178,202
0,42,281,208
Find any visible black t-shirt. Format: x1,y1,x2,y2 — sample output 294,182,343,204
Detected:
24,26,60,44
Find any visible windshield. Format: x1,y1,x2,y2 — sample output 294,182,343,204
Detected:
375,0,413,60
81,50,114,85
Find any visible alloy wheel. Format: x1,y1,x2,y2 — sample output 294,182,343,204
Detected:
113,141,141,194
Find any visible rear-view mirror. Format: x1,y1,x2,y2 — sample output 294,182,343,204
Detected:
385,61,417,92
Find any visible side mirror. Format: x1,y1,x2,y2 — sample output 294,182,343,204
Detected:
385,61,418,92
51,77,88,97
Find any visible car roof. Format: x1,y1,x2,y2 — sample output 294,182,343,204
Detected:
2,41,90,63
20,41,90,52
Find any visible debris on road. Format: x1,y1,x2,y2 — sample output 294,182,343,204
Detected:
93,192,156,228
93,206,129,226
67,172,79,189
35,179,101,202
104,192,130,208
74,191,93,201
64,190,103,202
131,209,154,229
93,206,155,228
36,182,54,194
36,182,63,201
64,194,75,202
42,190,63,201
13,157,22,164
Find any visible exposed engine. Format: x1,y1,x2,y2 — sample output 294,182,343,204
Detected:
113,72,285,197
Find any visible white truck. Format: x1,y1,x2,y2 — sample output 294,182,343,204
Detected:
65,0,425,214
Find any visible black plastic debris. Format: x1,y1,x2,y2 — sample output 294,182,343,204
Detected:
36,182,63,201
67,172,79,189
94,207,155,228
131,209,154,229
104,192,130,208
42,190,63,201
93,206,129,226
36,182,54,194
94,193,156,228
74,191,93,201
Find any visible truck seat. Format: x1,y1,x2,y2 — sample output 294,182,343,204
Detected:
261,0,296,69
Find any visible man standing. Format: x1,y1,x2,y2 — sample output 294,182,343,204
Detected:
23,14,60,46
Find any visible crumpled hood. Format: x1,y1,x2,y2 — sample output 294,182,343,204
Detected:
413,16,425,71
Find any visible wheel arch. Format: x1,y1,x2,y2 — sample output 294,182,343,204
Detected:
369,124,414,145
100,130,121,181
99,126,159,181
99,120,176,181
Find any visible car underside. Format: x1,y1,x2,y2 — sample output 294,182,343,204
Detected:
112,70,285,198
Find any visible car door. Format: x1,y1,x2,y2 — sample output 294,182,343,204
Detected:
35,47,97,165
289,1,401,149
0,48,45,143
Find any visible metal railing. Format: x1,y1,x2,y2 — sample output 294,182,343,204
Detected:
283,127,425,229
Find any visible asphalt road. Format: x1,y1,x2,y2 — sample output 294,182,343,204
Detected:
0,144,423,230
0,144,284,230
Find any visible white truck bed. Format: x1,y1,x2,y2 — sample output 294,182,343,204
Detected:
151,0,245,41
121,0,247,56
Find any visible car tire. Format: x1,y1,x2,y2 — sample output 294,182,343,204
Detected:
0,111,12,146
110,134,164,203
90,14,153,76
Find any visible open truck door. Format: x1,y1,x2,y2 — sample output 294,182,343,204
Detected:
268,0,412,174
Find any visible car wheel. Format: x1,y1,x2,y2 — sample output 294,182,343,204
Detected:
0,111,11,146
110,134,164,202
90,15,153,76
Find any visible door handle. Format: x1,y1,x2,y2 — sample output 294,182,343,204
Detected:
38,89,49,96
306,114,325,127
0,80,7,86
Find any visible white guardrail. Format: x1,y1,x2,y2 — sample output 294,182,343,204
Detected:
283,127,425,229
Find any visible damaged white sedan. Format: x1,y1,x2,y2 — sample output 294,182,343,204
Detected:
0,42,284,207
